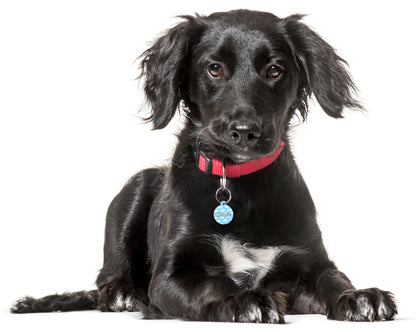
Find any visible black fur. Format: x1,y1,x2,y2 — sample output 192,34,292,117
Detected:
11,291,98,313
11,10,397,323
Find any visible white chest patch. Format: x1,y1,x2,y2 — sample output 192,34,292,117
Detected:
216,235,282,288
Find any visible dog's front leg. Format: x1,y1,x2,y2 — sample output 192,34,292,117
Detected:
148,254,286,323
316,268,397,321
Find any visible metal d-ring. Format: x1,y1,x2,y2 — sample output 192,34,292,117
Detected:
215,162,232,204
220,162,227,190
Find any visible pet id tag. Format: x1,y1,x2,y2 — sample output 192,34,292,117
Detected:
214,201,234,225
213,163,234,225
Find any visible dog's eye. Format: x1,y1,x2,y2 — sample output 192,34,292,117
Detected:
266,65,282,79
207,63,224,78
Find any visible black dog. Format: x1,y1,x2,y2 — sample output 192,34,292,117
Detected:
12,10,397,323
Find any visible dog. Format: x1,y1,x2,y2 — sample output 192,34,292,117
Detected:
11,9,397,323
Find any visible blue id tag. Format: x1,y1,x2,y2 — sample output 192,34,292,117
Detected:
213,201,234,225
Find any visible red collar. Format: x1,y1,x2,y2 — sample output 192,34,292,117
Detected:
198,141,284,178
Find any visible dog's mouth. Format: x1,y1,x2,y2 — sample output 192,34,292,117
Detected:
228,153,258,163
202,129,280,164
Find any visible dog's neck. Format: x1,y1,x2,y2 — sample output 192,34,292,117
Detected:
197,141,285,178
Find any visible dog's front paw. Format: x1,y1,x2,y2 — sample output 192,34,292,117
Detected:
327,288,397,321
206,289,286,323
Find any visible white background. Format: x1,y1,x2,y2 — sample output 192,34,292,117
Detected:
1,0,415,331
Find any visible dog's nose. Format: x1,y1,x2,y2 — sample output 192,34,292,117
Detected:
227,120,261,147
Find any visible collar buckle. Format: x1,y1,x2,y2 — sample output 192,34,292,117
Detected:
198,151,213,175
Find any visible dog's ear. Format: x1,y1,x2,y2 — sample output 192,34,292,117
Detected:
281,15,362,119
139,16,205,129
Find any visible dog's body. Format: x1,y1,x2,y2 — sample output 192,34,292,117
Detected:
12,10,397,323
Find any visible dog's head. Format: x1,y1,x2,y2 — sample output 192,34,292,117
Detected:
140,10,361,162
